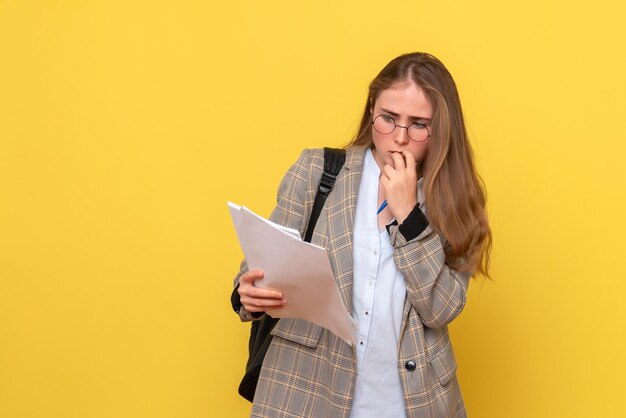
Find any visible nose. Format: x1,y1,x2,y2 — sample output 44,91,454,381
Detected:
393,126,410,145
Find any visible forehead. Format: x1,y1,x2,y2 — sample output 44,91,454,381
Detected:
374,81,433,117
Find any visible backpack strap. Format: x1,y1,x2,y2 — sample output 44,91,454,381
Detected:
303,147,346,243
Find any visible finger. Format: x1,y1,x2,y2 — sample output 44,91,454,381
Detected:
241,297,287,311
391,152,406,170
402,150,416,170
242,303,272,313
238,270,283,299
239,280,283,299
240,269,263,284
242,295,287,310
382,164,396,179
245,285,284,299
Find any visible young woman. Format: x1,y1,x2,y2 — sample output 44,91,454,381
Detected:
233,52,491,418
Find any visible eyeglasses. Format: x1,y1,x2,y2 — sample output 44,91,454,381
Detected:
372,114,431,143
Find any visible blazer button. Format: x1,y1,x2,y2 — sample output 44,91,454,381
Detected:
404,360,416,371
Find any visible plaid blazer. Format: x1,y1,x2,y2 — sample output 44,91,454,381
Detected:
235,147,471,418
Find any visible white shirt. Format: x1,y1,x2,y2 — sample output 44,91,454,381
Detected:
350,148,408,418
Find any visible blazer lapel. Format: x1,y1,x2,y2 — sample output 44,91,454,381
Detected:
325,146,366,315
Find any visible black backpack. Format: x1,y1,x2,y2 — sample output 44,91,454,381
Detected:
230,147,347,402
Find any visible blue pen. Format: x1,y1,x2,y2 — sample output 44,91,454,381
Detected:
377,200,387,215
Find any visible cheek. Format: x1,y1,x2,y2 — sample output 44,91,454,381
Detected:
371,129,384,148
371,131,389,158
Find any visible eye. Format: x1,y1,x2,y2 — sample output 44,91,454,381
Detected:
381,114,395,123
410,121,428,130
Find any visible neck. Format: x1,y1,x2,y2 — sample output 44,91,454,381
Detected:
371,147,386,172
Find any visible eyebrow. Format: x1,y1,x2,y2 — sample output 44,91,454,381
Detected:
380,107,432,122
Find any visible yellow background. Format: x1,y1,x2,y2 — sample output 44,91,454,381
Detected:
1,1,625,417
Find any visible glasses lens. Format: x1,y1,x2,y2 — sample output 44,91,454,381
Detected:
407,123,430,142
373,115,396,134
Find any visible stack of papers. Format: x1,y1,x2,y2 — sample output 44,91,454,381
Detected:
228,202,357,346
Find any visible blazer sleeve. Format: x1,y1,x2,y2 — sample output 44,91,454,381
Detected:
232,149,314,321
266,148,314,231
387,221,472,329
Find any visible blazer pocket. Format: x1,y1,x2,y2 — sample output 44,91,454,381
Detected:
429,340,458,386
270,318,323,348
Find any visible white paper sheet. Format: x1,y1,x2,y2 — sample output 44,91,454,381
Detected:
228,202,357,346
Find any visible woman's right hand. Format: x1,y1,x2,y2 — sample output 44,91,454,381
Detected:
238,269,287,313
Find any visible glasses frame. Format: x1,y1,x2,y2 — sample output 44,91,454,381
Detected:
371,114,431,143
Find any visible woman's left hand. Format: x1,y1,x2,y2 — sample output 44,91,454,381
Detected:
380,150,418,224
